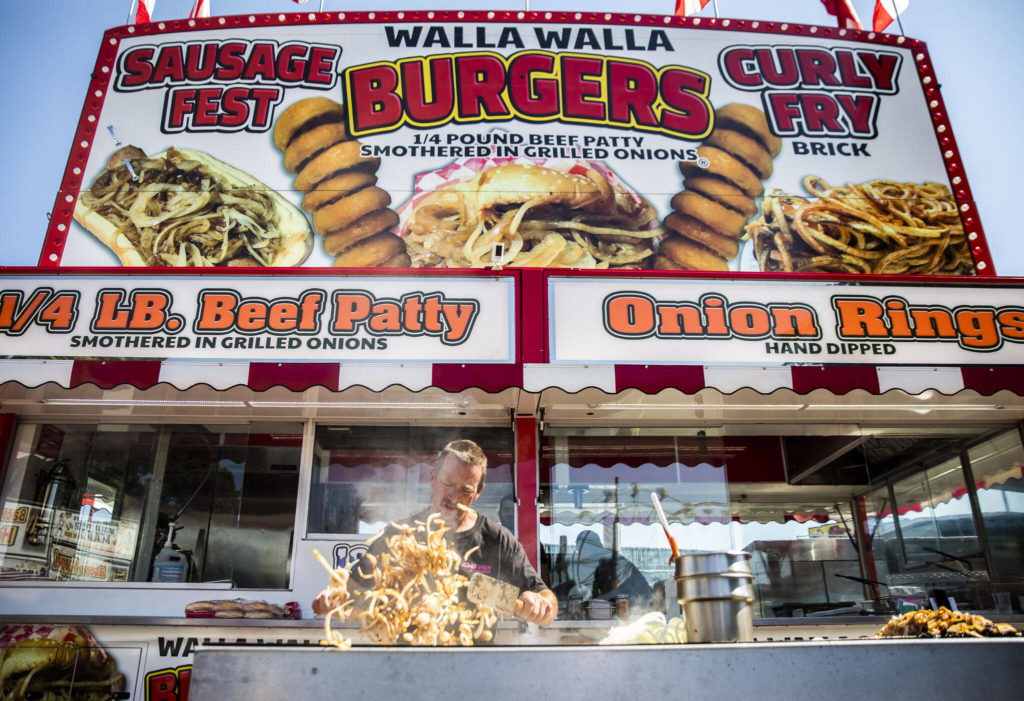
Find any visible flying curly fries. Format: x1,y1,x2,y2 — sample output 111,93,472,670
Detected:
314,512,498,648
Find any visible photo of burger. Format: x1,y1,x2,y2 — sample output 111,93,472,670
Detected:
399,158,664,269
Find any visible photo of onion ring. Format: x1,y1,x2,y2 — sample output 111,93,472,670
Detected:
398,158,663,269
657,102,779,271
273,96,408,268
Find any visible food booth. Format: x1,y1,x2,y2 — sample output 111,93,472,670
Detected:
0,10,1022,701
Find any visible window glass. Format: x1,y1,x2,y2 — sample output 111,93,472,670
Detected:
862,485,896,589
538,431,861,618
891,458,978,569
307,426,513,536
0,422,301,588
866,456,984,609
741,512,864,617
967,429,1024,585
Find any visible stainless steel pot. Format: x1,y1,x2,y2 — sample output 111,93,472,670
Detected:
677,572,755,600
675,551,753,577
584,599,614,620
675,552,755,643
681,597,755,643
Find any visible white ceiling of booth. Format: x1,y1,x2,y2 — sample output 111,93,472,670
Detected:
3,380,1023,429
0,381,519,424
535,386,1024,429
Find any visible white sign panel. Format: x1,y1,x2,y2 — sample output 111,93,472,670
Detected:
0,275,515,363
549,278,1024,365
45,15,991,277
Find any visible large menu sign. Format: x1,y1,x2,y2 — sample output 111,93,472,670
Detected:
43,12,991,277
0,275,515,362
549,277,1024,366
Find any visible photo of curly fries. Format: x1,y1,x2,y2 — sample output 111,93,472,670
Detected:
745,175,975,275
314,512,498,648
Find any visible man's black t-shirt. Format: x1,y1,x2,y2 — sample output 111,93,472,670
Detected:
359,508,547,596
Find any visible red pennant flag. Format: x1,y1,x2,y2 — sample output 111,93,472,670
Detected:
873,0,910,32
821,0,864,29
674,0,710,16
135,0,156,24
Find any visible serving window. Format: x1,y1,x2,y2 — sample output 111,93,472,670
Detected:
538,425,1024,618
0,421,302,588
306,425,514,537
863,427,1024,611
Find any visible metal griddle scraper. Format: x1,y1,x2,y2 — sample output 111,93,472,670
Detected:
466,572,524,618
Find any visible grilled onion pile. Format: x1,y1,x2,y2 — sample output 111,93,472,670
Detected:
874,607,1020,638
75,146,312,267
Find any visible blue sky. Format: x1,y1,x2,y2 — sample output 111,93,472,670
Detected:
2,0,1022,275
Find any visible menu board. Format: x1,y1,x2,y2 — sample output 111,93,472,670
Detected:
43,12,990,277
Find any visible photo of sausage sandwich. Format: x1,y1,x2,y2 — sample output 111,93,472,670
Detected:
74,146,313,267
0,625,126,701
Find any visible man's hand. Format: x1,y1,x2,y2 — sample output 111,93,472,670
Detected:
311,588,332,616
517,589,558,626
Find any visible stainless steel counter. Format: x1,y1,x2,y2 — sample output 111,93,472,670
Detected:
0,613,898,645
1,613,1019,647
190,639,1024,701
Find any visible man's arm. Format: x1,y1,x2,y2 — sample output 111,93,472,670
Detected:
312,533,390,616
517,587,558,626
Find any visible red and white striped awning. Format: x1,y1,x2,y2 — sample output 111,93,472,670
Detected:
1,358,1022,395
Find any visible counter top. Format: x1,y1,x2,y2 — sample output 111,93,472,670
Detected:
0,614,895,628
2,612,1018,627
189,639,1024,701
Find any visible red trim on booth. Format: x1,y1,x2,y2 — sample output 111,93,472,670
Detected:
14,358,1024,397
432,363,523,392
515,416,539,570
614,364,705,393
961,366,1024,395
791,365,880,394
247,362,340,391
520,268,547,364
70,359,161,389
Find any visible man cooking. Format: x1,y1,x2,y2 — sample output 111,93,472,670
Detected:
312,439,557,626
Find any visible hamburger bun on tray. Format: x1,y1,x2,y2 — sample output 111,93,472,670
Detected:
185,598,290,619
